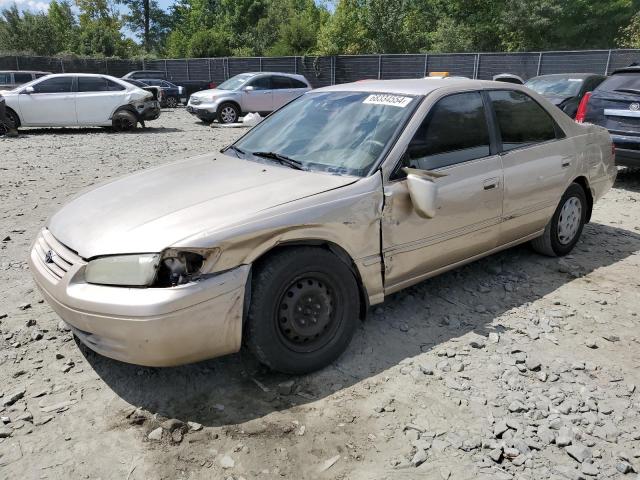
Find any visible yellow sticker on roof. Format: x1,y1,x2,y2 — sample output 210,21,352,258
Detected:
363,94,412,108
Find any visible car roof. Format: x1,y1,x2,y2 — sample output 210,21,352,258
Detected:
236,71,308,81
314,78,513,96
527,73,600,81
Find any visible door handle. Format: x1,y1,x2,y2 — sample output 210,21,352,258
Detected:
483,178,499,190
562,159,571,168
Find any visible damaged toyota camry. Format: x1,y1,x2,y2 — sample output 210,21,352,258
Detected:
29,79,616,373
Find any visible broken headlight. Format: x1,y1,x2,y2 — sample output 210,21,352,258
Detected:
85,254,161,287
154,249,219,287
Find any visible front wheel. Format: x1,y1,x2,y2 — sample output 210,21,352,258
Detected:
165,96,178,108
217,102,240,124
531,183,587,257
245,247,360,374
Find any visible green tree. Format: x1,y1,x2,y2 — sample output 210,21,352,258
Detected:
120,0,170,51
48,0,79,52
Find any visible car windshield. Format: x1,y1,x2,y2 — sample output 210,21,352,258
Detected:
217,74,254,91
232,91,419,176
596,72,640,93
525,76,584,97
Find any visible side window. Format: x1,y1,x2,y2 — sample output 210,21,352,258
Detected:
488,90,562,152
31,77,73,93
290,78,308,89
78,77,108,92
272,76,293,89
0,73,11,84
404,91,491,171
248,76,271,90
14,73,33,83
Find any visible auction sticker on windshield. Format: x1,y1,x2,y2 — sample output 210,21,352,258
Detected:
363,94,412,108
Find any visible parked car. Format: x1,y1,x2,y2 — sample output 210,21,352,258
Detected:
2,73,160,131
493,73,524,84
187,72,312,123
122,70,215,98
0,70,50,90
577,66,640,167
525,73,606,118
138,78,186,107
29,79,615,372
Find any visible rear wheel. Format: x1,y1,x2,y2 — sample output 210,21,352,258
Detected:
217,102,240,124
531,183,587,257
112,110,138,132
245,247,360,374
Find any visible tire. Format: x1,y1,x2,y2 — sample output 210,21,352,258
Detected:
217,102,240,124
245,247,360,374
5,108,20,129
165,96,178,108
112,110,138,132
531,183,587,257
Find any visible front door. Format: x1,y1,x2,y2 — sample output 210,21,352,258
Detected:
18,76,76,126
382,91,504,293
76,76,126,125
243,75,274,112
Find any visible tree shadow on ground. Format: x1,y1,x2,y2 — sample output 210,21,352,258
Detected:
81,221,640,428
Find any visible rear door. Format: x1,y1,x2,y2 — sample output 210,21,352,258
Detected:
272,76,306,109
76,76,127,124
18,76,76,126
585,73,640,140
487,89,572,244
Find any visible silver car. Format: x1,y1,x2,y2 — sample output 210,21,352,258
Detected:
30,79,616,373
187,72,311,123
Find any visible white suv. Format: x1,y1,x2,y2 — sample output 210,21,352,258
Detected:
187,72,311,124
1,73,160,131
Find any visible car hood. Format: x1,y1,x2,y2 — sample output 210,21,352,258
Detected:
191,88,237,99
48,153,357,259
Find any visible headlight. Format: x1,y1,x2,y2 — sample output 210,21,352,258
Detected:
85,254,161,287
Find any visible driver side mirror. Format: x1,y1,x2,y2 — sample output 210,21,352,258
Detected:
403,167,446,219
22,86,34,94
243,85,255,92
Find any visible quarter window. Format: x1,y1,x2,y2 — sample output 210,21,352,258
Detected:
405,91,491,171
290,78,308,89
0,73,10,84
488,90,561,152
31,77,73,93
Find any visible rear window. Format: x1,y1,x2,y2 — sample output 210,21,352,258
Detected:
596,73,640,93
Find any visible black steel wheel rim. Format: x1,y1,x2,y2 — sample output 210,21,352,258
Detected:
274,273,340,353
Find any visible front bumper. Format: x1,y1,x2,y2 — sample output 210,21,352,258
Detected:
29,229,249,367
186,104,217,121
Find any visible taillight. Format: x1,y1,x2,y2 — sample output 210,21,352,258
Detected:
575,91,592,123
208,82,216,89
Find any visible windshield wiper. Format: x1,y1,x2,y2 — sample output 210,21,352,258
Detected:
613,88,640,95
252,151,305,170
221,145,245,158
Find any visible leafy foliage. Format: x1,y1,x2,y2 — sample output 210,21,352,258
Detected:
0,0,638,58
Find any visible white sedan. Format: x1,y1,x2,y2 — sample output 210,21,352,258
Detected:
1,73,160,131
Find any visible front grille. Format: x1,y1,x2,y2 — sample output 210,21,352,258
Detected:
33,229,80,281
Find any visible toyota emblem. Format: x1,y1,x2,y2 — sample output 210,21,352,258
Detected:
44,250,54,264
630,103,640,111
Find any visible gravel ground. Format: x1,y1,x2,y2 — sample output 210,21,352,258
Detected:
1,109,640,480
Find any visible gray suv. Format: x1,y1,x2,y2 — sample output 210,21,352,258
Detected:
0,71,50,90
187,72,311,123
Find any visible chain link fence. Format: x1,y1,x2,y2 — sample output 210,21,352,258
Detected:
2,49,640,88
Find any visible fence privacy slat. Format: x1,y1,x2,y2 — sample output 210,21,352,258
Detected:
2,50,640,88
